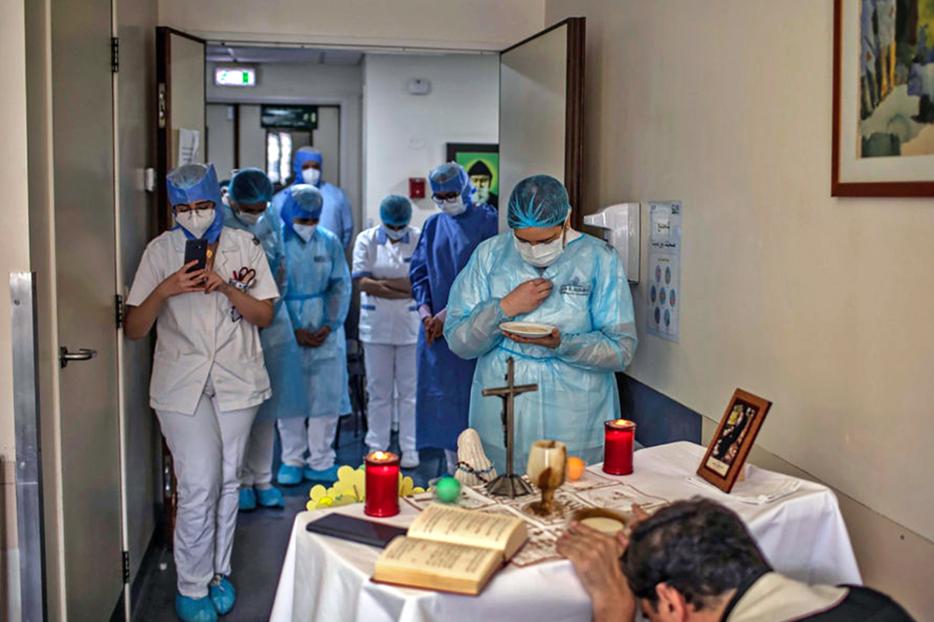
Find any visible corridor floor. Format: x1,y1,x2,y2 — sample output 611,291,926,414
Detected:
132,417,446,621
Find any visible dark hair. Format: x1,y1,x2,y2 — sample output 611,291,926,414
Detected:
467,160,493,177
621,498,771,611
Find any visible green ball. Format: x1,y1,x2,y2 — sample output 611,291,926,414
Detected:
435,476,461,503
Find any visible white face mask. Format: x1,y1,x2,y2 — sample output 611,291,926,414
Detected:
176,208,215,239
434,196,467,216
237,211,261,226
514,233,566,268
383,226,407,241
293,223,316,242
302,168,321,186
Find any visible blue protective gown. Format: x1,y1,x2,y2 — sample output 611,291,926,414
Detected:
281,224,352,418
271,181,353,249
221,203,308,421
444,231,638,472
409,203,498,450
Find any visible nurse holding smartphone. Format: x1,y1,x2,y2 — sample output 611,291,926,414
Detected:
124,163,278,622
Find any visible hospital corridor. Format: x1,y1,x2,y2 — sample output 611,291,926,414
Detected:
1,1,933,622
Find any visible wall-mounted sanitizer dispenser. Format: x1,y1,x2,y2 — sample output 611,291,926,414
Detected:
583,203,641,285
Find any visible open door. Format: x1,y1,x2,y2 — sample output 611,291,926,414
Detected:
157,27,206,230
499,18,585,230
155,25,206,543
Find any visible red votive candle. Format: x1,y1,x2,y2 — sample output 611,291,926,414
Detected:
603,419,636,475
364,451,400,517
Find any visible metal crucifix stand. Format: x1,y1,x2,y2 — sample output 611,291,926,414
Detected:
482,357,538,498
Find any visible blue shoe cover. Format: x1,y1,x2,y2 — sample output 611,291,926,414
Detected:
277,464,303,485
256,486,285,508
175,593,217,622
238,487,256,511
304,464,340,483
209,575,236,615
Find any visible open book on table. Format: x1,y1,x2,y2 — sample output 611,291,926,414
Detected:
373,504,528,596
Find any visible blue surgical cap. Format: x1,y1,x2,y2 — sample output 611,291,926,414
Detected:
428,162,473,204
507,174,570,229
292,147,323,183
229,168,274,205
166,163,224,242
281,183,323,226
379,195,413,227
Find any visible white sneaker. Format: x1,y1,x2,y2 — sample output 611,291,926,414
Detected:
400,451,420,469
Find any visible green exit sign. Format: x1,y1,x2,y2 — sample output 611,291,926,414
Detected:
214,66,256,88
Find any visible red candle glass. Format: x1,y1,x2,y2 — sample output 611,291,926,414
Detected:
603,419,636,475
364,451,400,517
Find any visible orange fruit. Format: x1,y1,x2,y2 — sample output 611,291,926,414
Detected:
566,456,586,481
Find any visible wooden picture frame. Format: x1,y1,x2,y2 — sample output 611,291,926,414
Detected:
832,0,934,197
697,389,772,493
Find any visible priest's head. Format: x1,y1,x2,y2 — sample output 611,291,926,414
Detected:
621,499,771,621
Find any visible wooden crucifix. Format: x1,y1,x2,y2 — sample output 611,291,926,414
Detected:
482,357,538,498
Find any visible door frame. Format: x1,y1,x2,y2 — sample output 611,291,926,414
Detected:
501,17,585,230
156,26,207,232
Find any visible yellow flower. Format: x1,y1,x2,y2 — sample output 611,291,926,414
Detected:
399,475,425,497
330,465,366,503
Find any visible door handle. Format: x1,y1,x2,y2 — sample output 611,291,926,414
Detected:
59,346,97,369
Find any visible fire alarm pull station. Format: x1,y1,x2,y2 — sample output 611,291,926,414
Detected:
409,178,426,199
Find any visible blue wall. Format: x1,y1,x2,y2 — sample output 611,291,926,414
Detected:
617,374,701,446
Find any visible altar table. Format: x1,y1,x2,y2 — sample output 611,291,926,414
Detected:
270,441,860,622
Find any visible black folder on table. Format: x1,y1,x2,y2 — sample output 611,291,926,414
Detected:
305,513,407,548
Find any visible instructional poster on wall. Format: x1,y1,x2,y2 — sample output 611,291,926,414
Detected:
647,201,682,342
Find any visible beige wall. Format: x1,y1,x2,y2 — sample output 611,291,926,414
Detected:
157,0,544,51
545,0,933,612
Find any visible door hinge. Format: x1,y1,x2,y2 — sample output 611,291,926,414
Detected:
115,294,125,329
122,550,130,583
111,37,119,73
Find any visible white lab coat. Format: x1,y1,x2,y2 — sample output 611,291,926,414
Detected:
127,227,280,415
351,225,421,345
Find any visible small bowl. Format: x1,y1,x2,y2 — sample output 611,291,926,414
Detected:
568,507,630,535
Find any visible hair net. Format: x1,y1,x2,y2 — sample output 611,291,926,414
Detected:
280,183,323,225
507,174,570,229
228,168,274,205
379,195,413,227
292,147,323,182
428,162,474,204
166,163,224,242
167,163,223,208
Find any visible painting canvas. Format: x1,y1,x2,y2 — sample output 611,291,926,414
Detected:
833,0,934,195
446,143,500,209
859,0,934,157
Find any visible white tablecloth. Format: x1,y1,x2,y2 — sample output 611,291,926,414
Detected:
270,441,861,622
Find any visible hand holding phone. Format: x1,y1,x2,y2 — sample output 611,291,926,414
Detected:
184,239,209,272
159,261,205,298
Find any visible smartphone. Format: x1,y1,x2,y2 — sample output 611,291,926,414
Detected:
305,513,407,548
183,239,208,272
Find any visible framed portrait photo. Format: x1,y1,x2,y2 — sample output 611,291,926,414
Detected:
832,0,934,196
697,389,772,493
446,143,500,209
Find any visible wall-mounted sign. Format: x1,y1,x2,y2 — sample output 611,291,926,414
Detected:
214,66,256,87
260,105,318,130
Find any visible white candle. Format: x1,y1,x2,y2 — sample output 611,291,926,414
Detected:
580,516,624,534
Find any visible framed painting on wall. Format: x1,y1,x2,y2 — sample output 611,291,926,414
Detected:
446,143,500,209
833,0,934,196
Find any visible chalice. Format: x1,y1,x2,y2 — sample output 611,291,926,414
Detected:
525,439,567,516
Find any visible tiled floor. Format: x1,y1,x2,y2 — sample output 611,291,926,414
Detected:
132,417,446,621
